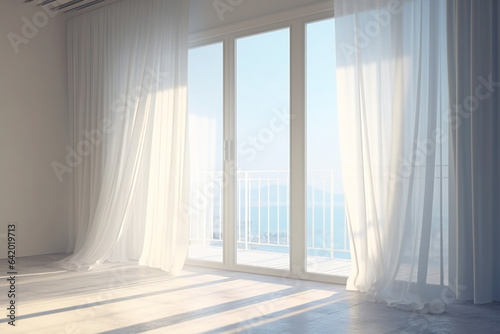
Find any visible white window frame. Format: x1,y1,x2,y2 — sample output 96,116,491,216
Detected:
185,2,346,285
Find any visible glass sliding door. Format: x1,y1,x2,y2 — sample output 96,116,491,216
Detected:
306,19,351,276
187,14,356,279
236,28,291,269
187,43,224,262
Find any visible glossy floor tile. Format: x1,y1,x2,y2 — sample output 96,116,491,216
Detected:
0,254,499,333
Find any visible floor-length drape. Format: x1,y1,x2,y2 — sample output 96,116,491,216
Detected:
54,0,190,274
447,0,500,305
335,0,448,311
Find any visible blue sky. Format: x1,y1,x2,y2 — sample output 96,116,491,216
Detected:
187,18,343,192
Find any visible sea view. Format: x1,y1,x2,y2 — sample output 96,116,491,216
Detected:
190,172,351,261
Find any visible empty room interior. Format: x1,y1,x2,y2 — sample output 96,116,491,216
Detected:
1,0,499,333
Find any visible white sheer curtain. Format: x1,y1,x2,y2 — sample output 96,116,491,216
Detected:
335,0,448,312
54,0,190,273
447,0,500,304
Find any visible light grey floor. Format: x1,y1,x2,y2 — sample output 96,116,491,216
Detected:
0,254,499,333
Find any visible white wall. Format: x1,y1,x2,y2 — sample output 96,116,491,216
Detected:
0,1,70,257
189,0,331,33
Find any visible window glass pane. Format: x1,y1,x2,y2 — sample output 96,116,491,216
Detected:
188,43,224,262
236,28,290,269
306,19,351,276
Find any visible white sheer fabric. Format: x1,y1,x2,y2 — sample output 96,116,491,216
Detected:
447,0,500,304
335,0,448,311
54,0,189,273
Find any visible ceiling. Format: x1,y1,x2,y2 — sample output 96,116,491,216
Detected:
24,0,118,15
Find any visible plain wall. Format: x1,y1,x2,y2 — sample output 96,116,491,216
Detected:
0,1,70,258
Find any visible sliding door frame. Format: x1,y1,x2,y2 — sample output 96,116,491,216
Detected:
186,2,345,284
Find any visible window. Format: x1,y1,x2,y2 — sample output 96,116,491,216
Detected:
306,18,350,276
187,7,350,281
187,42,224,263
236,28,291,269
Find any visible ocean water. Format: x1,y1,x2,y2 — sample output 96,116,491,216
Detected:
200,185,351,260
190,180,351,260
234,203,350,260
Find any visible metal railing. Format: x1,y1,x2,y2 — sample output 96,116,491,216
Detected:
189,170,350,259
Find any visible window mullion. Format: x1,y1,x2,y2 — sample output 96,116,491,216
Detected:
223,36,237,268
289,22,307,277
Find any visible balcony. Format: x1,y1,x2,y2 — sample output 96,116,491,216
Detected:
189,170,351,277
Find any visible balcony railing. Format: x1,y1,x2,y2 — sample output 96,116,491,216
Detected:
189,170,350,260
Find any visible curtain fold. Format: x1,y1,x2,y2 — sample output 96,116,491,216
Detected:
447,0,500,304
334,0,449,312
55,0,189,274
